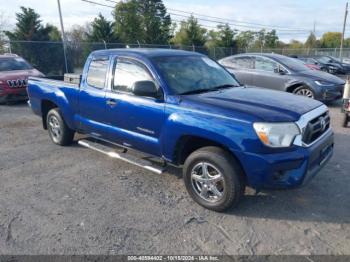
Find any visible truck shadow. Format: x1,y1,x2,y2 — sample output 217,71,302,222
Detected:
227,132,350,224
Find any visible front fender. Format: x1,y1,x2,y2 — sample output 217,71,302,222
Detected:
160,110,257,162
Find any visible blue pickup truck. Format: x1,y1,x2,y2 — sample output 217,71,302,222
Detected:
28,49,334,211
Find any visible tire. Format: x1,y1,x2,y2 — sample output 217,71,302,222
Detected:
183,146,245,212
293,86,315,99
343,113,349,128
46,108,75,146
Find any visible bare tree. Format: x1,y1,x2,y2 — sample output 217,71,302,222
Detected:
0,11,8,53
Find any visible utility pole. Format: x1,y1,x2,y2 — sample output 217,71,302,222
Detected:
340,2,348,62
57,0,69,73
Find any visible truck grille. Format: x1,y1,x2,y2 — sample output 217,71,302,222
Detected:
302,111,330,145
7,79,27,88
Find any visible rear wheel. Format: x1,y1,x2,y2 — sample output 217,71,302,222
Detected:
47,108,74,146
293,86,315,99
183,146,245,212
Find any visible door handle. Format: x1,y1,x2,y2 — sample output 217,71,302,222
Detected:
106,99,117,107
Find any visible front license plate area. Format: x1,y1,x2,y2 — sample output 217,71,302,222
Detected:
319,144,333,166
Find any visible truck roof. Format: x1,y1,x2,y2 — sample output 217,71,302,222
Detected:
91,48,203,58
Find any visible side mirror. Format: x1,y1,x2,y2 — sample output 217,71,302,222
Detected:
132,80,160,98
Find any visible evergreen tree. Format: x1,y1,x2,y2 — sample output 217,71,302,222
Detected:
5,7,66,75
305,32,317,48
113,0,171,44
172,15,207,46
139,0,171,44
87,14,116,43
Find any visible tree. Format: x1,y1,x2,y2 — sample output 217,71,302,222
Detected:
0,11,7,53
113,0,143,43
113,0,171,44
320,32,342,48
138,0,172,44
171,15,207,46
305,32,317,48
235,31,256,50
289,39,304,49
264,30,278,48
5,7,65,75
87,13,116,43
67,24,91,70
216,24,236,47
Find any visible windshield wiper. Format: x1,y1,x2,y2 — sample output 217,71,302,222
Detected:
180,88,216,95
180,84,237,95
211,84,236,90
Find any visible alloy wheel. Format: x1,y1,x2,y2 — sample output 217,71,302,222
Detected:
48,115,61,141
295,88,314,98
191,162,225,203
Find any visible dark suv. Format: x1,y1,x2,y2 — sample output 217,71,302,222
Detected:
219,53,345,102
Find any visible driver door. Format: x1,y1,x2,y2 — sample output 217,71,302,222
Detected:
103,57,166,156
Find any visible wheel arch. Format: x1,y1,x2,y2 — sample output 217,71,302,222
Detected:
173,135,247,184
285,82,306,93
41,100,59,129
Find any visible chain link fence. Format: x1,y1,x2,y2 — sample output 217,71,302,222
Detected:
2,40,350,77
0,40,236,77
244,47,350,59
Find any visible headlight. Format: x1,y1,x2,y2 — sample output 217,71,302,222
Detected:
315,80,335,86
253,122,300,148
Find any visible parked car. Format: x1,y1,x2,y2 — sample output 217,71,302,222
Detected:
0,54,44,104
291,56,327,72
297,55,350,75
303,62,322,71
28,49,333,211
219,53,345,101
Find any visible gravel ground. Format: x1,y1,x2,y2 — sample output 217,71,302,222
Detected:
0,101,349,255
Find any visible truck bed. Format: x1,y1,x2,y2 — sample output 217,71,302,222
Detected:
28,76,79,89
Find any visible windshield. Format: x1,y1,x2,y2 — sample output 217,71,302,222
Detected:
152,55,240,95
317,56,333,64
0,57,33,72
278,56,311,71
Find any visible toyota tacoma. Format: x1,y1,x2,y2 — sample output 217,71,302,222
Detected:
27,49,334,211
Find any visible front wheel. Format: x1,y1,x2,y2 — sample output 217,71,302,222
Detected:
47,108,75,146
293,86,315,99
183,146,245,212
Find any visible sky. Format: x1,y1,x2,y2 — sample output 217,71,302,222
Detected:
0,0,348,42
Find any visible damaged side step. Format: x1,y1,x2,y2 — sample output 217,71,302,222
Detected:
78,138,165,174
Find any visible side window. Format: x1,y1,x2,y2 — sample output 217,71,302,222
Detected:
232,57,253,69
86,58,109,89
113,58,153,93
255,57,278,72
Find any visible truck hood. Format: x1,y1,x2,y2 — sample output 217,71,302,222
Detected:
180,87,323,122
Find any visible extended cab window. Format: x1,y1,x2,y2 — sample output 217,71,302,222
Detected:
86,58,109,89
113,58,153,93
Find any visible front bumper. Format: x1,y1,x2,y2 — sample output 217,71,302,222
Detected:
0,88,28,102
317,84,344,101
236,129,334,189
